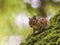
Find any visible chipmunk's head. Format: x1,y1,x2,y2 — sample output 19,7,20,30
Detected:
29,16,37,28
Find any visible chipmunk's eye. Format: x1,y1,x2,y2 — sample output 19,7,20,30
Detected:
33,20,37,25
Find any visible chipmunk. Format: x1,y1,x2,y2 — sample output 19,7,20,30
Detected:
29,16,50,34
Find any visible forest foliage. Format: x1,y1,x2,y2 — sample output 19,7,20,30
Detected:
0,0,60,45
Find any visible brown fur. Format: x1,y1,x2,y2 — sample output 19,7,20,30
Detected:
29,16,49,34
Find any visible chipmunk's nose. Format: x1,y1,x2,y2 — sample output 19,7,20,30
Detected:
30,25,33,27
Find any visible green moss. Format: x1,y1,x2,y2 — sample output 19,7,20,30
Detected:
20,12,60,45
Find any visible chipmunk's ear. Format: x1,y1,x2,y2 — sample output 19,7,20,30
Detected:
29,18,31,20
33,16,36,19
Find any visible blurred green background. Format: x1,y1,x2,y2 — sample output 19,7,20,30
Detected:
0,0,60,45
